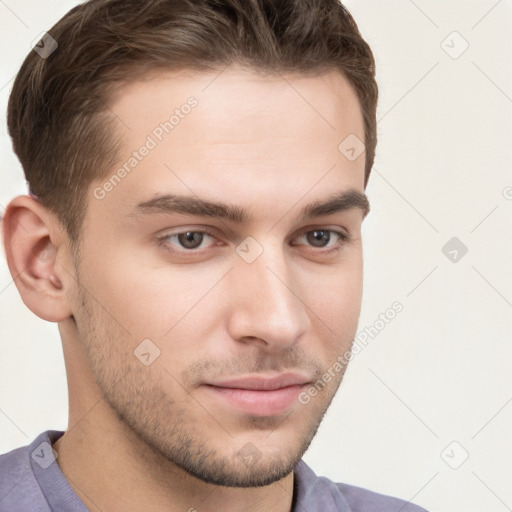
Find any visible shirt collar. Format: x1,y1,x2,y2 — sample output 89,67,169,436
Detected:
30,430,88,512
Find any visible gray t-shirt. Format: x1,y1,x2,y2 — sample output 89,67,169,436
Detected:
0,430,428,511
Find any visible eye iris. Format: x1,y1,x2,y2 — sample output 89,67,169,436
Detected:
307,230,330,247
178,231,203,249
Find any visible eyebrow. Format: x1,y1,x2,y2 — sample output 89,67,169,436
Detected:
133,188,370,223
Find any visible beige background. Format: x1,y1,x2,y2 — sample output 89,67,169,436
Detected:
1,2,511,511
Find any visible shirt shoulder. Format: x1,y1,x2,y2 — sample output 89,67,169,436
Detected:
0,430,87,512
0,437,50,512
336,481,429,512
293,459,429,512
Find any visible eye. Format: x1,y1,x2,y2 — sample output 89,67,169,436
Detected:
158,229,218,252
157,227,351,256
293,229,350,252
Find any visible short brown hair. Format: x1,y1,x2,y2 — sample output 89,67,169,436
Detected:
7,0,378,243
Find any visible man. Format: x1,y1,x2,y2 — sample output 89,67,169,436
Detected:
0,0,428,510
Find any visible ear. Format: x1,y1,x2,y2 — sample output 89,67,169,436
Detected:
2,195,74,322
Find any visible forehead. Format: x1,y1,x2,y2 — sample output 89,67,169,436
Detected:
110,65,363,143
91,66,366,223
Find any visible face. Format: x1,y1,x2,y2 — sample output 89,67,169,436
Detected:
69,66,367,487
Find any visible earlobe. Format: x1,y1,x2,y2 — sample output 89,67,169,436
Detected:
2,195,73,322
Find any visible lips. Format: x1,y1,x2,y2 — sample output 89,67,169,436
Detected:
202,373,311,416
207,373,311,391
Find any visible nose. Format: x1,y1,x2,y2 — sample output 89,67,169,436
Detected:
225,242,311,351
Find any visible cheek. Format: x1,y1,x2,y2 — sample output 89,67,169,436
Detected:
75,243,171,339
87,252,225,341
304,260,363,330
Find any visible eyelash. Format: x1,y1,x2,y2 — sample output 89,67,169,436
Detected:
157,228,351,256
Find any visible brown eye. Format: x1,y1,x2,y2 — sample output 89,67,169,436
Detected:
306,230,331,247
177,231,205,249
159,229,217,253
293,228,350,253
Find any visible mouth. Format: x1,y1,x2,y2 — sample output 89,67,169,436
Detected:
201,373,311,417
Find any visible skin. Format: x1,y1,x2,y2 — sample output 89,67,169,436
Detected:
3,65,368,512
